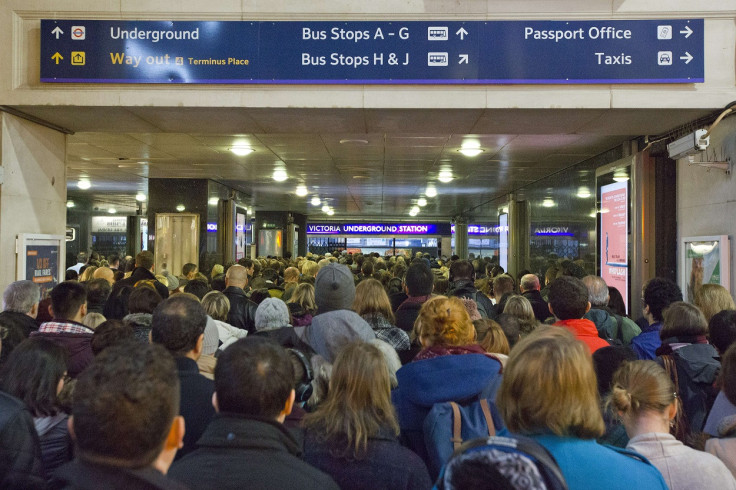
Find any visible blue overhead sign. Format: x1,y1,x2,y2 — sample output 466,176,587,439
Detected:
307,223,445,235
40,19,704,84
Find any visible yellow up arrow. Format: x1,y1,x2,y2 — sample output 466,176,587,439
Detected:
51,52,63,64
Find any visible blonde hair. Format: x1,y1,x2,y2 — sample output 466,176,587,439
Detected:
660,301,707,338
353,279,395,323
498,327,605,438
503,295,536,322
287,283,316,312
695,284,735,322
479,319,510,355
303,342,399,457
302,261,319,278
414,296,475,348
79,266,98,282
607,360,675,420
201,291,230,321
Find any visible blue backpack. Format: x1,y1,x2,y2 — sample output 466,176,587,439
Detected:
423,397,505,478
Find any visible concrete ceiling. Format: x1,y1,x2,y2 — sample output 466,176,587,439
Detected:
12,105,712,219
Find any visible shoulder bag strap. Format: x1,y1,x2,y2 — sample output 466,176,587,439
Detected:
479,399,496,437
450,402,462,450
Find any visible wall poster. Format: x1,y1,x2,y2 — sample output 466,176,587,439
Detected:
680,235,730,303
600,181,629,313
16,234,65,299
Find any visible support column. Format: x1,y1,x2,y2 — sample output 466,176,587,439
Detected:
454,216,469,260
0,113,67,292
508,196,530,279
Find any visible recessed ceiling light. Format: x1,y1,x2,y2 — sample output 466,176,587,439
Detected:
135,193,147,202
296,185,308,197
438,169,453,183
576,187,591,199
272,168,288,182
542,198,555,208
502,206,509,214
409,206,419,216
176,204,185,212
322,205,330,213
311,196,321,206
458,148,485,157
426,186,437,198
77,179,91,190
107,208,117,214
229,146,255,156
613,169,630,182
327,208,335,216
208,197,219,206
417,198,427,207
66,201,75,208
339,139,369,145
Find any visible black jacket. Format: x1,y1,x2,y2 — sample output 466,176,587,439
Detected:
169,414,338,490
0,391,46,490
105,268,169,319
0,311,39,338
251,328,314,354
175,357,215,461
50,459,187,490
35,413,73,476
222,286,258,334
448,279,496,319
522,290,551,323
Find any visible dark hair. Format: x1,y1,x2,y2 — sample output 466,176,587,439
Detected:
709,310,736,354
0,338,68,417
73,343,179,466
86,278,112,305
50,281,87,319
108,254,120,266
607,286,627,317
127,286,163,314
134,250,155,271
449,260,475,281
182,263,198,277
65,270,79,281
722,343,736,406
404,263,434,297
238,258,254,269
548,276,589,320
592,345,638,396
495,313,521,348
660,301,707,338
249,289,271,305
262,268,279,283
214,337,293,419
361,261,374,276
91,320,135,356
151,295,207,356
643,277,682,322
183,279,210,300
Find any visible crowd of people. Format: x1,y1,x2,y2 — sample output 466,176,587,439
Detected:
1,247,735,489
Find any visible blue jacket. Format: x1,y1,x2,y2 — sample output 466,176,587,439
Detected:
530,434,668,490
631,322,662,360
392,353,502,462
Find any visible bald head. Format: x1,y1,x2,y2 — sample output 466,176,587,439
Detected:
226,265,249,288
93,267,115,285
284,267,299,283
520,274,540,293
582,275,609,307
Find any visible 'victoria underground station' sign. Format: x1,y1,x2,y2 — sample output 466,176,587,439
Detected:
41,19,703,84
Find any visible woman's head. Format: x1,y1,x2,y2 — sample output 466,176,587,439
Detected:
201,291,230,321
497,327,604,438
608,360,675,422
353,279,395,322
288,283,316,312
127,286,163,315
694,284,735,323
478,319,510,355
0,338,68,417
503,295,536,322
660,301,707,339
414,296,475,348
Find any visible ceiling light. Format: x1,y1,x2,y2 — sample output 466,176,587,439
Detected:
229,146,255,156
542,198,555,208
613,169,630,182
77,179,91,190
339,139,369,145
208,197,219,206
417,198,427,207
327,208,335,216
502,206,509,214
135,193,147,202
426,186,437,198
576,187,591,199
311,196,321,206
458,148,484,157
272,168,288,182
589,210,597,218
107,208,117,214
176,204,185,212
409,207,419,217
438,169,453,183
322,205,330,213
296,185,308,197
66,201,75,208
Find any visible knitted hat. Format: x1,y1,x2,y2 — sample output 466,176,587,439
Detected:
203,316,220,355
305,310,375,363
255,298,290,331
314,263,355,313
161,270,180,291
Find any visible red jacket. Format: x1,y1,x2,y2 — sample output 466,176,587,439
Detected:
554,318,609,353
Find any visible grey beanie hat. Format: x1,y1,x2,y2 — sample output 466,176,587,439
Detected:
305,310,375,363
314,263,355,313
255,297,290,331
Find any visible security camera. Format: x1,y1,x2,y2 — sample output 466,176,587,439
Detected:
667,129,710,160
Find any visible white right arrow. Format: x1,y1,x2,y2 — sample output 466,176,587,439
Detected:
51,26,64,39
458,54,469,64
680,52,693,64
680,26,693,38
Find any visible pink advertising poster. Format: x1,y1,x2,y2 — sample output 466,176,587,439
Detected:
600,181,629,312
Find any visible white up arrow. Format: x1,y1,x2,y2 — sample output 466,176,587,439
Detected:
458,54,469,64
456,27,468,40
680,26,693,38
680,52,693,64
51,26,64,39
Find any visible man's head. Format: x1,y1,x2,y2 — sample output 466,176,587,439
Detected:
449,260,475,282
71,342,182,469
2,280,40,317
134,251,155,272
225,265,249,289
519,274,541,293
492,275,515,301
643,277,682,323
314,263,356,313
182,263,198,280
92,267,115,285
581,275,609,308
548,276,590,321
50,281,87,321
107,254,120,270
151,295,207,358
238,258,255,276
85,278,112,307
214,337,294,421
404,262,434,297
283,267,299,284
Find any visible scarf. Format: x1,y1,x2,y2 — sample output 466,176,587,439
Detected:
655,335,709,356
414,343,491,362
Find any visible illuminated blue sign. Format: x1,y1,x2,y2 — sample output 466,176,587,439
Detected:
534,226,574,237
451,224,508,235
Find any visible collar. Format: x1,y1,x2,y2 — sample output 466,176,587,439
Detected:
397,294,432,310
554,318,599,336
174,356,200,373
198,413,302,456
223,286,247,297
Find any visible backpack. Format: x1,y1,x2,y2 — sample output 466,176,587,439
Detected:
423,397,505,478
436,435,568,490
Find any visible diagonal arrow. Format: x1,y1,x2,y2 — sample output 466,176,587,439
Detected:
458,54,469,64
456,27,468,40
680,26,693,38
51,26,64,39
51,52,63,64
680,52,693,64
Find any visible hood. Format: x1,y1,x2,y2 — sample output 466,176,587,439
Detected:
674,343,720,384
304,310,375,363
123,312,153,328
584,308,614,329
